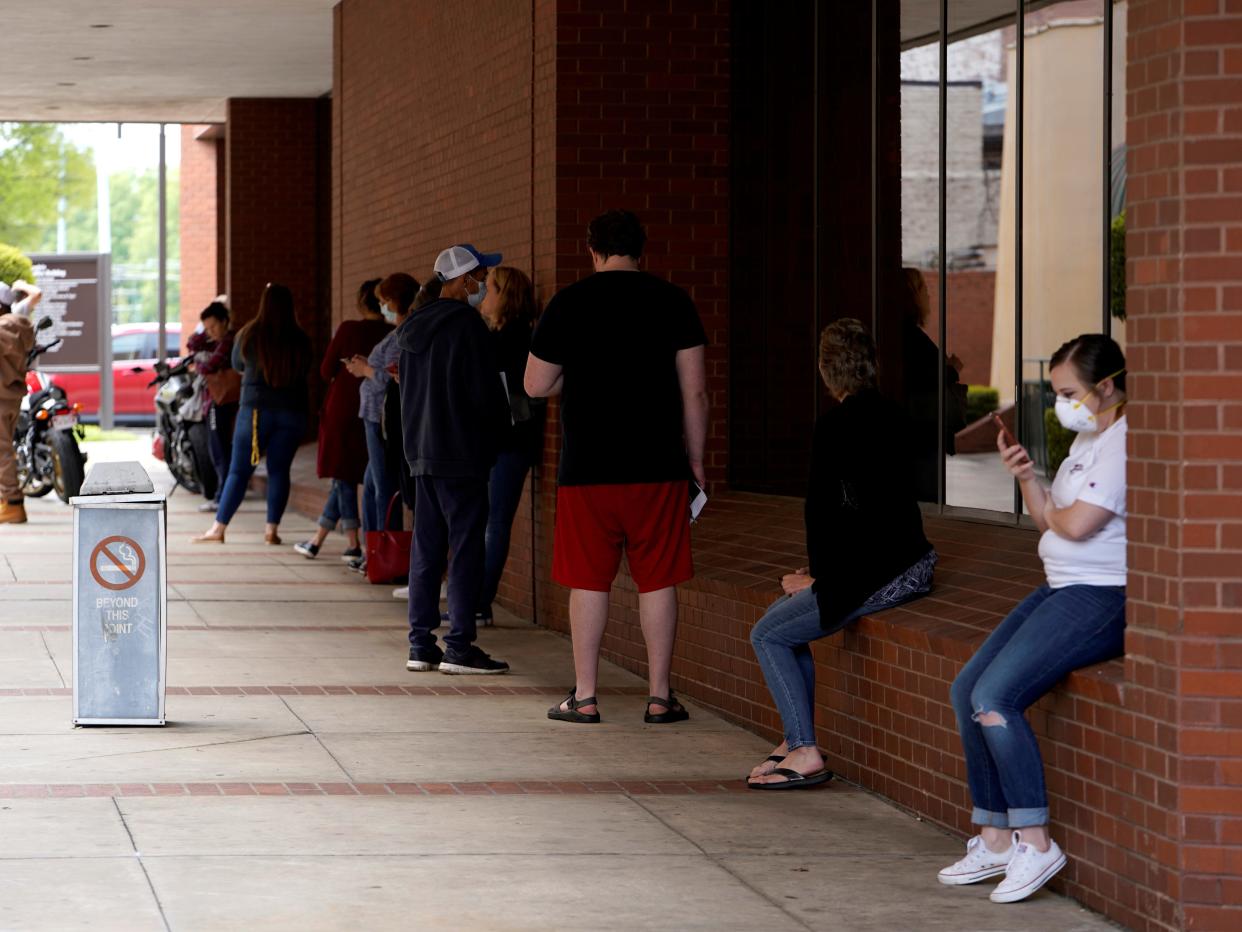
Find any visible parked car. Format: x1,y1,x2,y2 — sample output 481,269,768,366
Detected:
50,323,183,423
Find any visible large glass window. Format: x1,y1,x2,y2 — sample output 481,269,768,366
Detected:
901,0,1124,521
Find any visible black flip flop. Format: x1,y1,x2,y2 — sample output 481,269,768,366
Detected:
747,768,834,791
644,693,690,724
547,689,600,724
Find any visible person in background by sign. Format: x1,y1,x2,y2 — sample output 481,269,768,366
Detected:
186,300,239,514
0,279,42,525
191,283,312,546
293,278,392,563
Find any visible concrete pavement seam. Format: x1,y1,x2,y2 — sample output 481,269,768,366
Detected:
111,797,173,932
278,695,358,784
624,795,816,932
37,631,67,688
0,731,314,775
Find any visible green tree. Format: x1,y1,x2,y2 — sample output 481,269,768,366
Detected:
109,167,180,323
0,123,96,253
0,243,33,285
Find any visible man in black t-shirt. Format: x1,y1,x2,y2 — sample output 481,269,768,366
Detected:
525,210,709,725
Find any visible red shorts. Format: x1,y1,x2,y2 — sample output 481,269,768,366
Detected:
553,481,693,593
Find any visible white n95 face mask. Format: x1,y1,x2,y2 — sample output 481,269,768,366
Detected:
467,280,486,309
1052,368,1126,433
1054,396,1100,433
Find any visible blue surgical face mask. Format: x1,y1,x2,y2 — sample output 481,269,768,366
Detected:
380,303,398,324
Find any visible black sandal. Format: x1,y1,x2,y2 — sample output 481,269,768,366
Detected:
547,690,600,724
747,768,834,791
644,692,690,724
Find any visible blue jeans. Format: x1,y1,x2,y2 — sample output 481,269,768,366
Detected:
215,405,306,526
317,479,359,532
362,419,400,533
950,584,1126,829
750,551,937,751
206,402,237,503
477,448,533,615
408,475,489,657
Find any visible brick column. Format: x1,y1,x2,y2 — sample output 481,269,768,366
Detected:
1126,2,1242,929
178,124,222,337
225,98,329,336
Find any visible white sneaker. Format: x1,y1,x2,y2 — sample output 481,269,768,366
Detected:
990,833,1066,903
392,586,409,599
937,834,1014,885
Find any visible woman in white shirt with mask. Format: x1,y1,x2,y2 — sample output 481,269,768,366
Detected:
939,334,1128,905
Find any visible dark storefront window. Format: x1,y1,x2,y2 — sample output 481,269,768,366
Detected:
730,0,1124,522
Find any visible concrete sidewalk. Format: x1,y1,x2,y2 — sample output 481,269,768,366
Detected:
0,441,1113,931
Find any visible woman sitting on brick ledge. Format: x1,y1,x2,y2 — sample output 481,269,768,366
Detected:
939,333,1128,906
747,319,937,791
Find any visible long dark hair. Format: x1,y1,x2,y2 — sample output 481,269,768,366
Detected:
1049,334,1126,393
237,283,308,389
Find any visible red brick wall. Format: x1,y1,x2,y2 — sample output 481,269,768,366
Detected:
178,124,221,343
332,0,536,332
225,99,328,334
1126,2,1242,929
920,267,997,388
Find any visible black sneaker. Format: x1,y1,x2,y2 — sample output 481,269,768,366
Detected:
439,647,510,676
340,547,363,563
406,646,444,672
293,541,319,559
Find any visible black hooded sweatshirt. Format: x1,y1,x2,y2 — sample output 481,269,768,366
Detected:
396,297,509,480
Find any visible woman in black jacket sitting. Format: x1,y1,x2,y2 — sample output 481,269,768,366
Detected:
747,318,937,789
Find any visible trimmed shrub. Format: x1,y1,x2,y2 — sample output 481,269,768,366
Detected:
0,244,33,290
966,385,1000,424
1044,407,1075,475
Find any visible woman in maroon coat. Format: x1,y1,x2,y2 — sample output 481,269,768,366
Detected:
292,279,391,561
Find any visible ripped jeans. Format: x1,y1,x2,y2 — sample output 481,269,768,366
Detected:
950,584,1126,828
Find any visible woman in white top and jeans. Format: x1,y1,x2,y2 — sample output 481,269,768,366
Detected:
940,334,1128,904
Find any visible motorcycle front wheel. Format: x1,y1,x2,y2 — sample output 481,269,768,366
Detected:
50,430,86,503
18,443,53,498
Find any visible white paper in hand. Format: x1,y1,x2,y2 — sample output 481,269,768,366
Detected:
689,481,707,524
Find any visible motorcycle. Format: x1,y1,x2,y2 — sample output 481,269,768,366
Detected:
149,356,216,499
16,317,88,503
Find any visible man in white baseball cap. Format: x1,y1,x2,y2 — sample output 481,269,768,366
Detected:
397,243,511,675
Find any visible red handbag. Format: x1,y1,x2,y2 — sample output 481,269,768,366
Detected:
366,494,411,584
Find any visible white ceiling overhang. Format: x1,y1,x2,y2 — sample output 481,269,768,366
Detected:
0,0,336,123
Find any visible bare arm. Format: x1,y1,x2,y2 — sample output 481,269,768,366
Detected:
676,344,709,487
1043,499,1115,542
524,353,563,398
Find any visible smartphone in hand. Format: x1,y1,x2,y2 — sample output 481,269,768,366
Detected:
992,412,1018,449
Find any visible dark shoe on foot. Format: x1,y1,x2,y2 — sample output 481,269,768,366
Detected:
406,647,444,672
439,647,510,675
644,692,690,724
293,540,319,559
340,547,362,562
547,689,600,723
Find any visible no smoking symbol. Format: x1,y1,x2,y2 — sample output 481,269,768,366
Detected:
90,536,146,592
